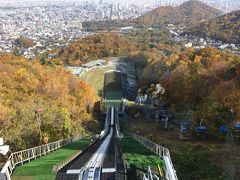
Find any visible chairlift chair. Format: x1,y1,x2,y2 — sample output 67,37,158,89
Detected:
196,126,207,135
234,123,240,129
219,125,229,134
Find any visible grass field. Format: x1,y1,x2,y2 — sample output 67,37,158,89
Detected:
105,91,123,100
12,139,91,180
103,99,123,110
80,67,112,95
103,71,123,110
120,137,164,171
104,71,123,99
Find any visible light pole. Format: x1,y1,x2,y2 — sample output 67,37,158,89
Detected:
200,118,203,126
35,108,43,144
230,109,234,122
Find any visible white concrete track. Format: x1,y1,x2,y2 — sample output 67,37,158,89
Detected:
80,107,116,180
85,128,113,169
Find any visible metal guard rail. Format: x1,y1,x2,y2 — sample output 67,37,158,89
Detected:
1,135,83,180
130,133,178,180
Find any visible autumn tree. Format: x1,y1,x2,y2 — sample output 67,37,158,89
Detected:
0,54,99,150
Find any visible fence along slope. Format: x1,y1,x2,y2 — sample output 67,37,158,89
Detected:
1,135,82,180
130,133,178,180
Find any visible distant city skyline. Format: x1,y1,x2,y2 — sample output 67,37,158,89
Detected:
0,0,239,13
0,0,239,56
0,0,238,3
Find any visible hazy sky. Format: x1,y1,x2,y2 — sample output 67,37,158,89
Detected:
0,0,239,11
0,0,238,4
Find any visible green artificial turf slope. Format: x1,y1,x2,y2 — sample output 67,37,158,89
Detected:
12,139,91,180
120,137,164,170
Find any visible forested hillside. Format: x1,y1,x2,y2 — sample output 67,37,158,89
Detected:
83,0,223,30
0,54,99,150
135,0,222,26
128,47,240,134
53,33,136,66
187,10,240,44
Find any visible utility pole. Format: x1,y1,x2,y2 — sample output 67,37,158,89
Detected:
35,108,43,144
230,109,234,122
164,117,168,130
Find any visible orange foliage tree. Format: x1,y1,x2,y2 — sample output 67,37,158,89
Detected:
0,54,99,150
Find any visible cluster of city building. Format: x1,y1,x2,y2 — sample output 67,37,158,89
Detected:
0,6,93,58
0,2,157,58
0,0,239,58
202,0,240,13
167,25,240,53
0,0,239,13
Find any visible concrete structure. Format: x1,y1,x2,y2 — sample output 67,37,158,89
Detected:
82,60,106,68
67,66,84,75
0,138,9,156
